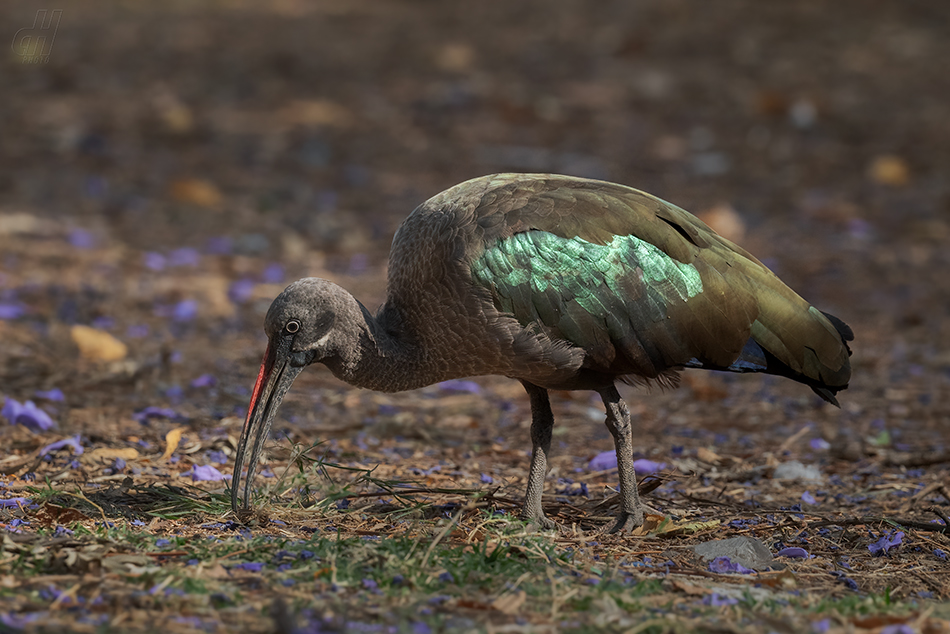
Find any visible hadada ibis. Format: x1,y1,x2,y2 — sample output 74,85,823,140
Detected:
230,173,853,533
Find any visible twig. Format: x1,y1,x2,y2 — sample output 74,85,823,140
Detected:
807,515,947,533
929,506,950,529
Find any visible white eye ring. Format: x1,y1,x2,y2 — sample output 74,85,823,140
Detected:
285,320,300,334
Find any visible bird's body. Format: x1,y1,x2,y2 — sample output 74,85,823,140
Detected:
232,173,853,532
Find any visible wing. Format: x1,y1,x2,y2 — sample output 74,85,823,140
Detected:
457,174,850,389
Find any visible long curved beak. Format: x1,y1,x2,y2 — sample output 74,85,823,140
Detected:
231,338,305,512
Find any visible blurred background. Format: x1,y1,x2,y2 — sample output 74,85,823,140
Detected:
1,0,947,468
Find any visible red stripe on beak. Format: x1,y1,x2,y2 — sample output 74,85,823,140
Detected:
245,343,274,424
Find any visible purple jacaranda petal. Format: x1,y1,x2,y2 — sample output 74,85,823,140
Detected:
40,435,83,456
185,464,226,482
168,248,200,268
869,530,904,556
172,299,198,322
362,578,379,591
190,374,217,388
127,324,150,338
91,316,114,331
934,549,947,560
232,562,264,573
68,229,96,249
207,450,227,464
0,302,27,320
228,279,255,305
205,236,233,255
709,556,754,574
349,253,369,275
812,618,831,634
134,407,177,424
33,388,64,402
702,593,739,606
165,385,183,403
776,547,810,559
480,473,493,484
801,491,817,505
411,622,432,634
0,498,30,508
880,626,914,634
262,263,285,284
809,438,831,451
2,398,56,432
436,379,481,394
144,252,166,271
633,459,666,475
588,450,617,472
0,612,44,628
113,458,126,472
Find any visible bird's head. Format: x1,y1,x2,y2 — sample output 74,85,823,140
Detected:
231,278,350,512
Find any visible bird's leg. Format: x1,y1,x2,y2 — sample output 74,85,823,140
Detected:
598,385,644,534
520,381,557,530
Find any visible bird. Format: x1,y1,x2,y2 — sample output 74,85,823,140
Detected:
230,173,853,533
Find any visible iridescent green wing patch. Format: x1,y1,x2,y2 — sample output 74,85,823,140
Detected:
472,230,704,371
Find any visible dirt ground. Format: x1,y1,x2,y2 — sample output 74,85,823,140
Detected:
1,0,949,632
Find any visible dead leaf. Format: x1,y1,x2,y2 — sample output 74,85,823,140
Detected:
101,554,156,575
436,43,475,72
697,203,745,243
81,447,139,464
869,155,910,186
71,325,128,362
630,514,668,536
696,447,722,465
162,427,185,461
34,503,91,527
281,99,353,128
671,579,709,596
656,519,721,536
169,178,223,209
491,589,526,615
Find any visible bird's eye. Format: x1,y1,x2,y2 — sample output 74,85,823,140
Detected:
285,320,300,334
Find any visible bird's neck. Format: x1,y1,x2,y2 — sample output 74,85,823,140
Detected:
323,296,434,393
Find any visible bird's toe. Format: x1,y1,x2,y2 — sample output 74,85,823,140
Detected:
605,509,644,535
520,510,559,531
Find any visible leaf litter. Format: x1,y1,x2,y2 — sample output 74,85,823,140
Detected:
2,1,950,632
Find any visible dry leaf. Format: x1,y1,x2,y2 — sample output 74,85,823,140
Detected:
655,519,721,536
34,503,91,527
81,447,139,464
101,554,156,575
696,447,722,465
491,590,527,615
169,178,223,209
671,579,709,596
629,513,668,536
162,427,185,460
697,203,745,243
71,325,128,362
281,99,353,128
436,43,475,72
869,155,910,186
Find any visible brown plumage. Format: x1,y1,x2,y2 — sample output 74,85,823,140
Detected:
231,173,853,533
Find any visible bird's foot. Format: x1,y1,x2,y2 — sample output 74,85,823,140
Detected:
519,510,558,531
604,509,644,535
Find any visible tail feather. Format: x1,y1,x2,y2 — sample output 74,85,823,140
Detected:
687,308,853,407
